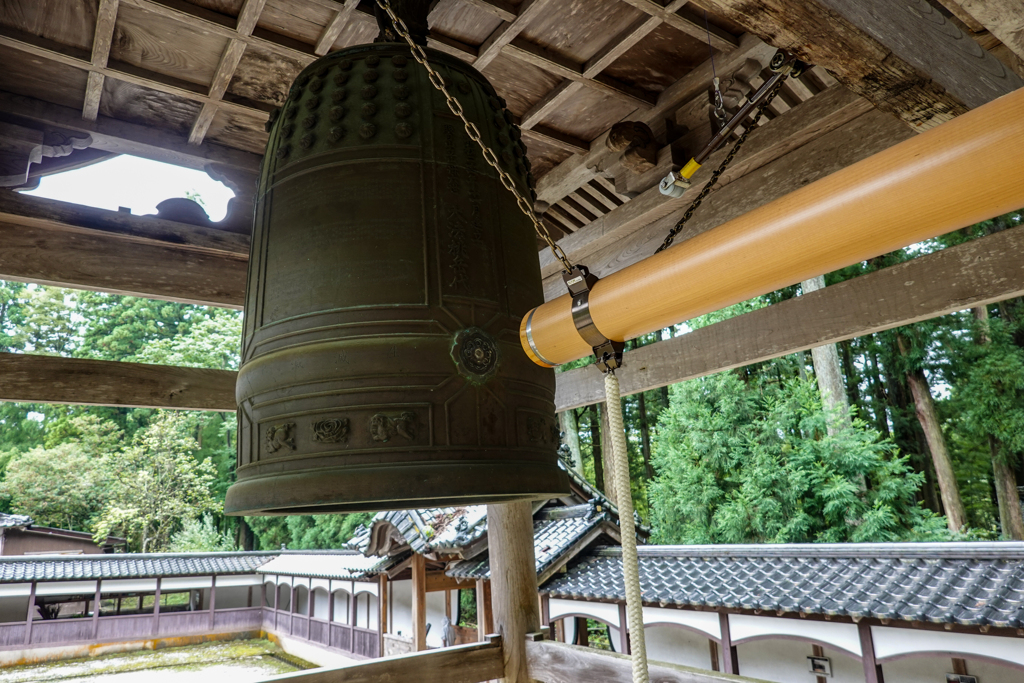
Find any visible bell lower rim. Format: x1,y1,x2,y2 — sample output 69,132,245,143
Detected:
225,460,570,516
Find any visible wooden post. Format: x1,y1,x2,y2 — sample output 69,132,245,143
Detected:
476,578,493,641
329,583,336,623
379,573,388,656
709,639,720,671
719,612,739,675
812,644,827,683
412,553,427,651
617,602,630,654
209,576,217,631
350,585,359,630
93,580,102,638
576,617,588,647
24,581,36,645
540,594,550,628
153,577,162,636
858,620,884,683
486,501,540,683
307,584,313,640
446,589,452,622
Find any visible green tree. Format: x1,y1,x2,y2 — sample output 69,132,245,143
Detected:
93,412,221,552
17,286,78,355
134,308,241,370
168,514,236,552
650,372,948,544
76,292,199,362
0,443,108,530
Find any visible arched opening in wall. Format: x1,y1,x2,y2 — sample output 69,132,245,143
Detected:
263,581,275,608
644,623,722,671
311,587,330,620
332,590,351,624
879,651,1024,683
733,636,862,683
355,592,378,630
558,614,620,653
277,584,291,612
295,585,309,615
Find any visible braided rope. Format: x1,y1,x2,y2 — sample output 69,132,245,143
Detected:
604,371,649,683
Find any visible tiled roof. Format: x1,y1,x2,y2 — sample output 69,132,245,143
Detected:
0,552,279,582
347,506,489,556
0,513,32,529
257,552,391,580
446,508,612,580
541,543,1024,628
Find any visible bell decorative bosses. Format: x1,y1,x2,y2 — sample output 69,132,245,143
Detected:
225,42,569,515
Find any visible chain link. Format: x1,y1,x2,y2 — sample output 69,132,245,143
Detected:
375,0,574,273
655,74,788,254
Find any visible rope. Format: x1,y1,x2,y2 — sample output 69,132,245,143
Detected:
604,371,649,683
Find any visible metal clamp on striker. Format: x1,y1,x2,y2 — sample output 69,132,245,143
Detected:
563,265,624,373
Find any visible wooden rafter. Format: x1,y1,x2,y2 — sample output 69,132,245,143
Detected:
82,0,120,121
474,0,557,71
618,0,738,51
188,0,268,145
314,0,362,56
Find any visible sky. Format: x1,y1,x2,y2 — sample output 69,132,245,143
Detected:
23,155,236,222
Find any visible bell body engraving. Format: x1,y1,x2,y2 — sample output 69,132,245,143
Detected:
226,43,568,515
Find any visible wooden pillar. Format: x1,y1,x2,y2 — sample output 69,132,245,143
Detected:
858,620,884,683
952,658,969,675
617,602,630,654
719,612,739,675
476,578,493,641
411,553,427,651
24,581,36,645
92,580,102,638
486,501,540,683
350,585,359,630
307,584,313,640
328,583,336,623
209,576,217,631
379,573,388,656
540,594,550,629
576,617,588,647
152,578,162,636
709,639,720,671
445,589,452,623
812,644,827,683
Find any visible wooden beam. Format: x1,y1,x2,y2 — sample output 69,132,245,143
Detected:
460,0,517,23
945,0,1024,63
718,613,738,674
412,553,427,651
618,0,738,51
0,194,247,308
83,0,120,121
582,15,662,79
553,226,1024,411
526,639,753,683
534,34,776,205
0,353,236,411
189,0,267,145
260,636,503,683
521,126,589,155
858,621,882,683
520,81,584,130
538,85,881,286
502,39,656,109
476,578,493,641
425,572,468,594
314,0,361,55
474,0,555,71
698,0,1023,131
0,91,262,175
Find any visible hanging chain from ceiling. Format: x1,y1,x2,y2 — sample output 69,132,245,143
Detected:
655,74,789,254
374,0,575,274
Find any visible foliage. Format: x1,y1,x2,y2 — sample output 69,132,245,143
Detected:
168,514,236,552
134,308,241,370
0,443,108,531
650,372,948,544
92,412,221,552
246,513,374,551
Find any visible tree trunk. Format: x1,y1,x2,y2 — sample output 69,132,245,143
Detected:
599,402,617,506
589,404,605,494
637,393,654,481
865,348,891,438
802,276,851,434
901,355,967,532
991,437,1024,540
558,410,583,476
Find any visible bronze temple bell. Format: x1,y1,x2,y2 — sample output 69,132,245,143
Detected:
225,5,569,515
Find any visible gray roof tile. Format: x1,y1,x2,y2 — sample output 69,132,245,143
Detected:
541,543,1024,628
0,552,279,582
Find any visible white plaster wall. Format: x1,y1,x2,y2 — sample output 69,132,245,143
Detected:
873,626,1024,669
263,582,275,607
736,638,863,683
548,598,621,628
312,588,330,620
332,590,351,624
355,592,378,630
644,606,720,639
390,579,412,638
215,575,262,587
730,614,861,657
425,590,446,648
295,586,309,615
215,585,251,609
644,625,718,670
160,577,213,591
277,584,292,611
0,595,29,623
35,581,96,597
881,654,1024,683
99,579,159,593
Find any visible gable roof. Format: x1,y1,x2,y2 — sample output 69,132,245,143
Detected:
0,551,281,582
541,543,1024,628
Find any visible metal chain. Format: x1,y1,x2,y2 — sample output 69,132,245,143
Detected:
655,74,789,254
374,0,574,273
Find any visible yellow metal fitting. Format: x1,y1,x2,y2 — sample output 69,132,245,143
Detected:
680,158,702,179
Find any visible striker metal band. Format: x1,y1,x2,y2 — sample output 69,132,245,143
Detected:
525,307,558,367
562,265,624,373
